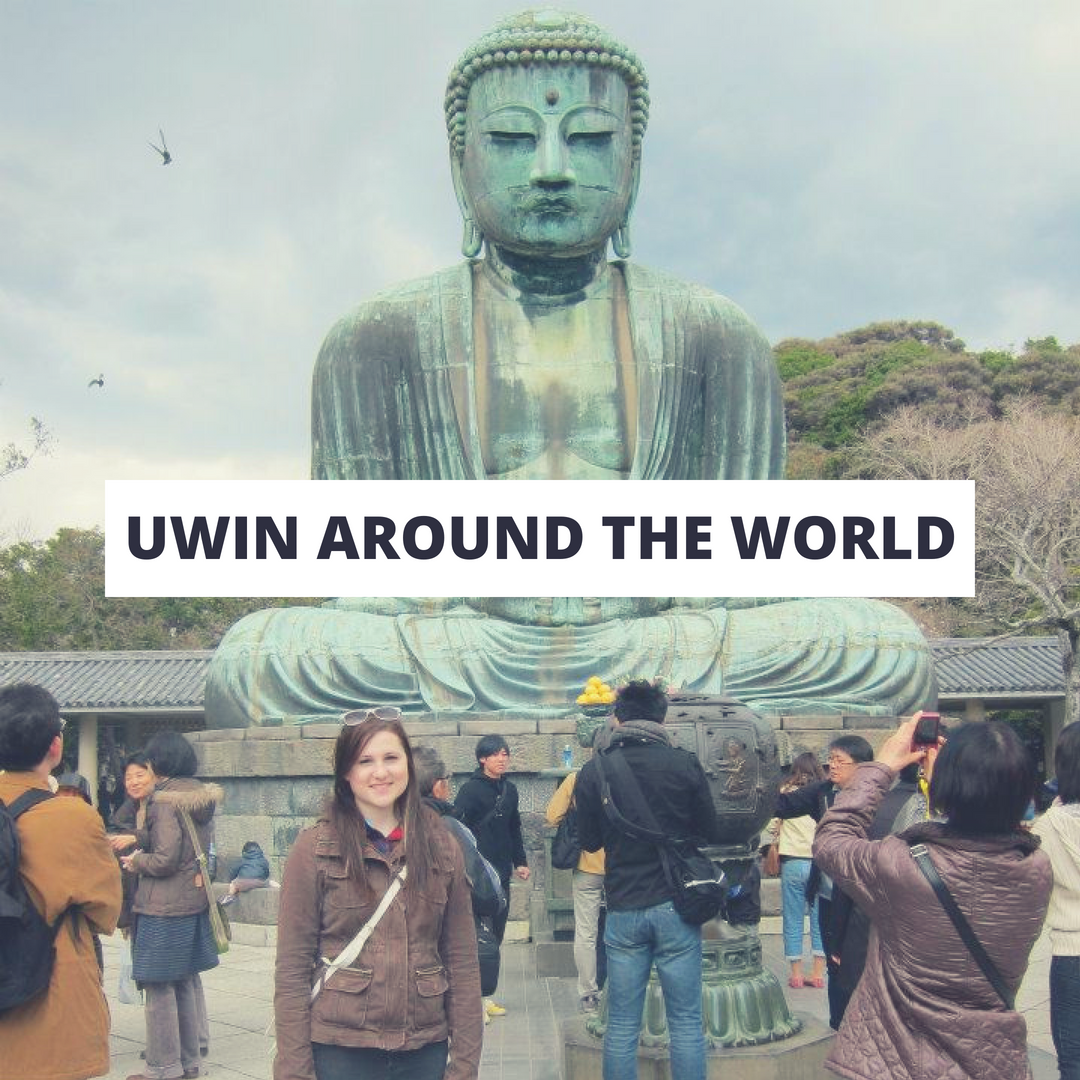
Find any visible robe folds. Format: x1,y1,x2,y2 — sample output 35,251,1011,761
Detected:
204,261,936,727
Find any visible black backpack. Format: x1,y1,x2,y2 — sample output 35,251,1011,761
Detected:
0,789,64,1014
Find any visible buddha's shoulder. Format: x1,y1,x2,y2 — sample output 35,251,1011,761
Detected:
622,262,765,334
320,264,472,345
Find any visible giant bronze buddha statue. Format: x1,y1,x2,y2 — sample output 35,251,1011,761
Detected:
205,9,935,727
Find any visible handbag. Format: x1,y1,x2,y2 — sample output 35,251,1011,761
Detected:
594,748,727,926
178,809,231,954
762,819,781,878
551,802,581,870
311,866,407,1002
908,841,1014,1009
117,937,141,1005
762,841,781,879
475,914,501,997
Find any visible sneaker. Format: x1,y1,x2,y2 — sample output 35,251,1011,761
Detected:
219,893,237,907
484,999,507,1017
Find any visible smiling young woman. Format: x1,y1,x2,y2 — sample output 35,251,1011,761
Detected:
273,712,483,1080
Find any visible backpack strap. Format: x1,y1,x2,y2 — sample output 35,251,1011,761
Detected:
473,784,506,834
593,747,668,843
6,789,55,819
4,788,73,938
908,840,1014,1009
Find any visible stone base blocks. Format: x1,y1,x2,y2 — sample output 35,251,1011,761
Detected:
563,1015,834,1080
190,711,899,937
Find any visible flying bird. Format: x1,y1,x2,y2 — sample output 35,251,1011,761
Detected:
88,374,104,388
149,129,172,165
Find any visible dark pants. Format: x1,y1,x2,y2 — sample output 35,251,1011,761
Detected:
313,1040,448,1080
818,897,853,1030
826,956,852,1032
493,874,511,945
1051,955,1080,1080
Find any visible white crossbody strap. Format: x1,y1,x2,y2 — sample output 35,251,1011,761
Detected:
310,866,406,1003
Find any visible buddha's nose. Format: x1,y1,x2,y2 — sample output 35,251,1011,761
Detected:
531,127,574,187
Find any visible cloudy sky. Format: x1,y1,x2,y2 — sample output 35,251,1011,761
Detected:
2,1,1078,542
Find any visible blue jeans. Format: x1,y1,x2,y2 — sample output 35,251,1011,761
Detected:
780,858,824,961
1051,955,1080,1080
603,900,705,1080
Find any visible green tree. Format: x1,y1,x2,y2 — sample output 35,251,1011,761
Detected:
0,528,319,651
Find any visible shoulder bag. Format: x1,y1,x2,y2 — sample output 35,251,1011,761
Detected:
594,749,726,925
908,840,1014,1009
551,797,581,870
178,808,231,954
311,865,407,1002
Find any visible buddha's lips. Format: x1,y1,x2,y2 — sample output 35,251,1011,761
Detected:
521,193,577,214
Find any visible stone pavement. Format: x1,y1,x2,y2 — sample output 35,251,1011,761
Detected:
100,927,1056,1080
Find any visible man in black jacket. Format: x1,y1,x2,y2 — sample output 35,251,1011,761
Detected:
453,734,529,1018
773,733,873,1030
575,681,721,1080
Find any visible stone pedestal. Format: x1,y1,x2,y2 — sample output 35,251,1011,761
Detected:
586,925,801,1049
563,1015,833,1080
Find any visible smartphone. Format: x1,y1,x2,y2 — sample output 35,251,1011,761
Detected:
911,712,941,750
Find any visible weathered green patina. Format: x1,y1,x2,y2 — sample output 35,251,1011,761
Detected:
204,10,935,728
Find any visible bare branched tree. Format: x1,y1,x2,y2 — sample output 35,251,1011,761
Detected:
1,416,52,482
852,400,1080,725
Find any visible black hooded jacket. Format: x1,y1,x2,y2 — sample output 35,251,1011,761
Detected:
452,769,526,881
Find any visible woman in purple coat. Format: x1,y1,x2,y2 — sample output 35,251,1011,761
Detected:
814,714,1051,1080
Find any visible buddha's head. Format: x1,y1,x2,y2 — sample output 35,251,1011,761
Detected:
445,9,649,261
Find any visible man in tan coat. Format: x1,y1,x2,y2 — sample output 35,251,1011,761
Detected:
0,682,121,1080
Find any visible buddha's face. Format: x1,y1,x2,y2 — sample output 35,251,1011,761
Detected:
459,64,636,258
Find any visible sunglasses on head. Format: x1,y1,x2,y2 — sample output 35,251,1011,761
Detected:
342,706,403,726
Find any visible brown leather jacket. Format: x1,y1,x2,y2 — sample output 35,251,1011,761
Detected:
129,778,222,918
814,763,1051,1080
273,807,482,1080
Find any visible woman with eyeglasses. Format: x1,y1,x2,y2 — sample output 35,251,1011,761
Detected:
273,708,483,1080
812,714,1052,1080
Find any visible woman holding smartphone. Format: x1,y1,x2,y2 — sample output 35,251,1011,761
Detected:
813,713,1051,1080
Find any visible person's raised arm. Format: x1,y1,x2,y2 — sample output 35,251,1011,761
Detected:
774,778,828,821
813,716,929,915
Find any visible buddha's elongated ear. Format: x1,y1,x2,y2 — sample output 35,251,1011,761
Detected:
611,158,641,260
451,151,483,258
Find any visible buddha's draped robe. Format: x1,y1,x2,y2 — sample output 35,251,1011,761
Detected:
204,262,935,726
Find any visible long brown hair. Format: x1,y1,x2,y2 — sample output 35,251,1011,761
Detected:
329,716,437,898
782,751,826,792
